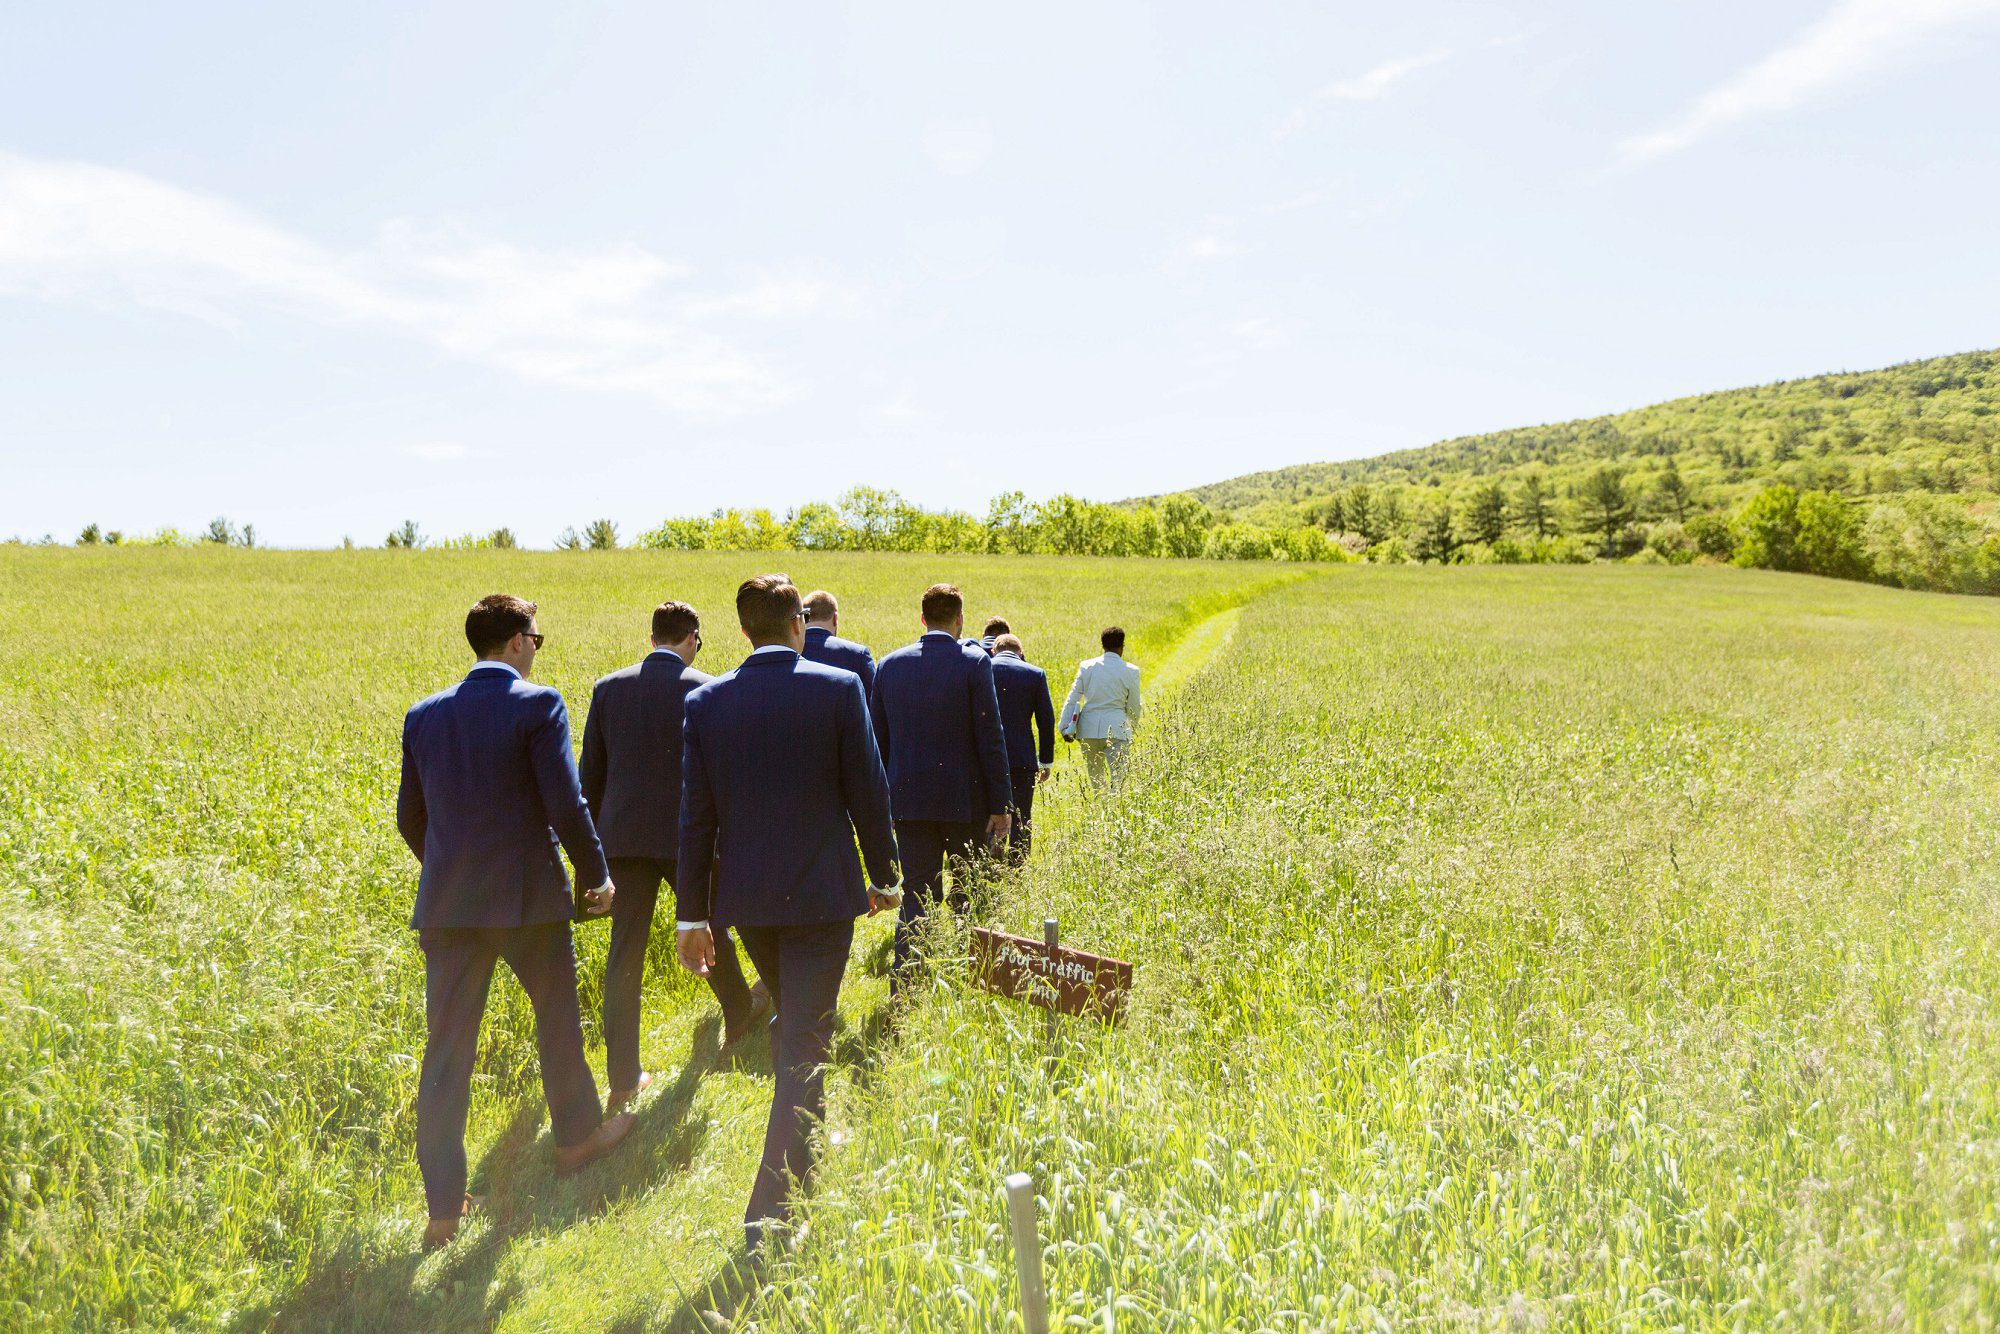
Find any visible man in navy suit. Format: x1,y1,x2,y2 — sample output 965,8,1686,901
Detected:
988,633,1056,863
977,616,1010,655
676,574,902,1248
580,600,768,1111
870,584,1011,989
397,594,634,1251
800,589,875,698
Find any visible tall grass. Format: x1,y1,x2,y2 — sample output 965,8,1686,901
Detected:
755,566,2000,1328
0,547,1277,1328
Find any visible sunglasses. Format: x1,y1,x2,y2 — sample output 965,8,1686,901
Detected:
523,632,545,649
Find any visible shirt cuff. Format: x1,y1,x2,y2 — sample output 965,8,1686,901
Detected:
583,880,610,894
676,920,709,932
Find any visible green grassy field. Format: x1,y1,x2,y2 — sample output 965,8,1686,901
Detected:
0,548,1291,1329
7,552,1999,1328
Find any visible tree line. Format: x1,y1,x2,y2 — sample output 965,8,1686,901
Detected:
36,470,2000,595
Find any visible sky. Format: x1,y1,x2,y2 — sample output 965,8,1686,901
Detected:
3,0,1999,547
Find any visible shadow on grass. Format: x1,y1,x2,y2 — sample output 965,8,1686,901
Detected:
255,1020,745,1333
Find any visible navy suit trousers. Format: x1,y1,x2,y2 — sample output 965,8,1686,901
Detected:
416,922,600,1218
892,819,992,986
603,857,752,1092
1005,766,1040,864
734,919,854,1242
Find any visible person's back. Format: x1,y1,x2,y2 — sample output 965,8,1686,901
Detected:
401,647,603,930
799,588,876,698
869,583,1011,986
580,600,763,1106
988,633,1055,861
395,593,631,1252
675,574,900,1251
681,652,896,926
872,634,1010,824
1059,625,1143,786
582,659,713,862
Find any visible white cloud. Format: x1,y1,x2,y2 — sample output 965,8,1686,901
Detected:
1277,50,1452,137
922,118,995,175
1167,233,1245,271
0,150,852,414
410,442,471,461
1622,0,2000,162
1187,314,1297,369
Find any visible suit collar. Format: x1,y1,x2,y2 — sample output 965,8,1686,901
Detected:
468,661,520,681
804,625,832,641
644,648,687,668
740,646,799,667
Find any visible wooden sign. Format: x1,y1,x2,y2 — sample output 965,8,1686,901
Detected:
970,926,1134,1023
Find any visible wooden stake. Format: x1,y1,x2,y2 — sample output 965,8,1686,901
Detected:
1004,1171,1048,1334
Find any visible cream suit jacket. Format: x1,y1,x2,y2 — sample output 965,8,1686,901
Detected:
1059,652,1142,742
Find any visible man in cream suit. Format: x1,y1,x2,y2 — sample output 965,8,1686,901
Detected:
1059,626,1142,787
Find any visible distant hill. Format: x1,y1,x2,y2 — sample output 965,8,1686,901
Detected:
1153,349,2000,530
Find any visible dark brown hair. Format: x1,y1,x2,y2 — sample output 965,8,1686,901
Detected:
802,590,838,623
993,633,1024,657
737,573,803,642
921,583,963,628
466,593,537,656
1100,625,1126,653
982,616,1011,638
652,600,699,644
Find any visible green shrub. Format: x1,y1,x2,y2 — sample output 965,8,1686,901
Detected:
1685,512,1736,559
1795,490,1869,580
1732,485,1802,572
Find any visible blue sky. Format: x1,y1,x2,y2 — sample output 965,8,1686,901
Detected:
4,0,1998,546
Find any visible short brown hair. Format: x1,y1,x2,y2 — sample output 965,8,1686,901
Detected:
466,593,537,655
993,633,1024,657
982,616,1011,638
737,573,803,642
802,590,838,623
921,583,963,628
652,600,699,644
1100,625,1126,653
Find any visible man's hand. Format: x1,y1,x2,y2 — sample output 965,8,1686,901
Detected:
584,880,616,916
985,812,1012,846
867,886,903,917
1036,767,1052,785
676,925,715,976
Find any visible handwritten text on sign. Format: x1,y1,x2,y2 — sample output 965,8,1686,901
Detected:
970,927,1134,1023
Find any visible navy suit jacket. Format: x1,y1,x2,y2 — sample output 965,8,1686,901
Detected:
397,664,610,929
871,632,1013,824
991,652,1057,770
802,625,876,699
579,649,713,862
678,649,899,928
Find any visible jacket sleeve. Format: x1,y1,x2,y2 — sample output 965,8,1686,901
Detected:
1059,664,1087,737
578,684,607,818
395,712,427,862
1033,674,1057,766
837,674,900,887
870,665,892,768
969,654,1013,816
1126,667,1143,727
530,691,610,890
857,651,876,704
676,693,718,922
